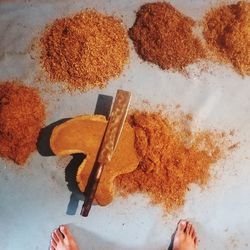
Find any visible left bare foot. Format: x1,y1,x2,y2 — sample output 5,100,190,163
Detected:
50,225,79,250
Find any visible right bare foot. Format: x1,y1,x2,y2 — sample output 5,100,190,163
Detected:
171,220,198,250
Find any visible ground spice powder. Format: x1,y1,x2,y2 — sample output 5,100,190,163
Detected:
203,1,250,76
129,2,205,71
115,111,224,211
0,82,45,165
40,10,129,92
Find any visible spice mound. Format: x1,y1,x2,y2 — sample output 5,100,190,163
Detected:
129,2,205,71
40,10,129,92
203,1,250,76
0,82,45,165
115,111,224,211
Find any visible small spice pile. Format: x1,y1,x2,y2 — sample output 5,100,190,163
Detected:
129,2,205,71
115,111,225,211
203,1,250,76
0,82,45,165
40,10,129,92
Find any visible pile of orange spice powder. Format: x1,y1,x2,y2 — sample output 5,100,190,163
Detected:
115,111,226,211
0,82,45,165
40,10,129,92
129,2,205,72
203,1,250,76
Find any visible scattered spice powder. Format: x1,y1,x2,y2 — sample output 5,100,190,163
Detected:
115,111,227,211
0,82,45,165
203,1,250,76
40,10,129,92
129,2,205,72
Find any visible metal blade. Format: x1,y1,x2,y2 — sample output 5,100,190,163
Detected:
97,89,131,165
80,89,131,217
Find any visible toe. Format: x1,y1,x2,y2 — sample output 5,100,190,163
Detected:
52,231,59,243
55,228,63,241
186,222,192,234
194,236,198,245
51,238,57,248
60,225,72,238
177,220,187,232
191,228,197,239
189,225,195,237
191,230,195,239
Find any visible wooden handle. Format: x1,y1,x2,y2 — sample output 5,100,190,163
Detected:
80,162,103,217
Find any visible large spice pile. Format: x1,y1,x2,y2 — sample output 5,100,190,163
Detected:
115,111,225,211
40,10,129,92
129,2,205,71
203,1,250,76
0,82,45,165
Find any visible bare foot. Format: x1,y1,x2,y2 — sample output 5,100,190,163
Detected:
171,220,198,250
50,225,79,250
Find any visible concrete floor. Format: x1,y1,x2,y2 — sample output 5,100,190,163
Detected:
0,0,250,249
